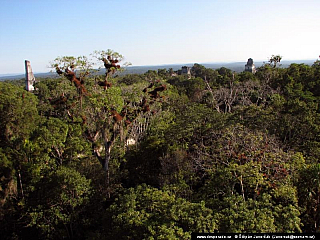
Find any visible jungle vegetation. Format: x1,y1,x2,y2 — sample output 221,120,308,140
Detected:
1,51,320,239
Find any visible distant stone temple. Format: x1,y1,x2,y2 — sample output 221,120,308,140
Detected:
176,66,191,78
244,58,256,74
25,60,36,91
181,66,191,75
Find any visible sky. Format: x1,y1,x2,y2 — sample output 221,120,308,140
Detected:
0,0,319,75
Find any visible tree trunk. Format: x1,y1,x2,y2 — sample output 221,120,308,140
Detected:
239,175,245,202
102,141,112,172
17,169,24,199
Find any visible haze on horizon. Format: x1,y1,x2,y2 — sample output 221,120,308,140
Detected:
0,0,319,75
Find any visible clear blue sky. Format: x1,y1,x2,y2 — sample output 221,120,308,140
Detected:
0,0,319,75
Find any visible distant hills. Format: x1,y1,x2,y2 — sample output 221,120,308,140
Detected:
0,60,315,81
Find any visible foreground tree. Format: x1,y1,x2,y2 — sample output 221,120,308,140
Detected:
50,50,167,195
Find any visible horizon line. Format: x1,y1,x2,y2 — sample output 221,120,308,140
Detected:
0,59,317,77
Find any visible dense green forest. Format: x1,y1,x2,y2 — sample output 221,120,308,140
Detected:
1,51,320,239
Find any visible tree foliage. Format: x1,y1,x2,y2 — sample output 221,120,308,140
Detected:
1,54,320,239
106,184,217,239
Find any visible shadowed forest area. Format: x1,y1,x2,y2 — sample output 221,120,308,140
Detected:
1,51,320,239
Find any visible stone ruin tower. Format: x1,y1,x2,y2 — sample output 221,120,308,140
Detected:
180,66,191,79
245,58,256,74
181,66,191,75
25,60,36,91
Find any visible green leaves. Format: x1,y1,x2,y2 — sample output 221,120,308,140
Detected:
51,55,93,75
107,184,216,239
296,163,320,232
217,194,276,233
0,82,39,147
27,166,92,238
